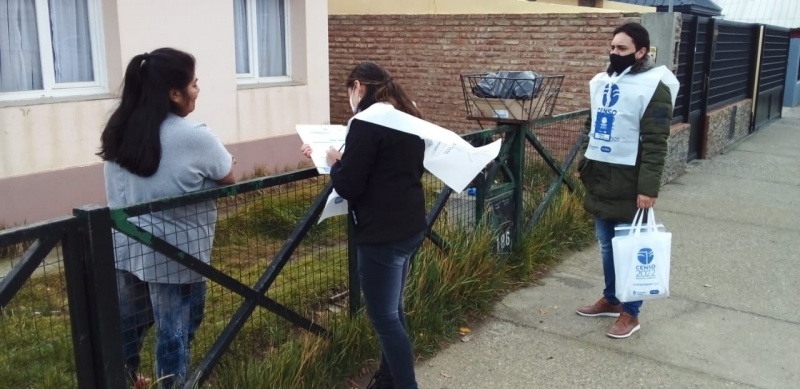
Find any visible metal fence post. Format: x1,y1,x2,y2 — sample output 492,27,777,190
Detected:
473,172,487,226
73,205,127,389
347,211,361,316
61,222,99,389
510,122,526,244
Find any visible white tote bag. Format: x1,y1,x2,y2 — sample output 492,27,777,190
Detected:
612,208,671,302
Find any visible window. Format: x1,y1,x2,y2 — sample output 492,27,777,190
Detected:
0,0,105,101
233,0,290,83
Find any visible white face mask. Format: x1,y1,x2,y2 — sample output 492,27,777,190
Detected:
349,85,359,113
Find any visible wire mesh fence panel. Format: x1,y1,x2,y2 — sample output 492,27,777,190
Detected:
110,195,223,386
108,172,351,386
440,190,477,234
206,174,349,384
250,176,349,331
523,111,588,221
427,126,518,254
1,111,591,387
420,172,475,238
0,239,78,389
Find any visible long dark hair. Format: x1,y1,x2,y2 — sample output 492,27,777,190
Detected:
347,61,422,119
97,48,196,177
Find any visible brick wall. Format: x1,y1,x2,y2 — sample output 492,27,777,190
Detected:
703,100,752,159
329,13,640,132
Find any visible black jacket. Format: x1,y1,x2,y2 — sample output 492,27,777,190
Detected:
330,117,427,244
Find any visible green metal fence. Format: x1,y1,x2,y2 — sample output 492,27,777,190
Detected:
0,110,589,388
0,217,89,388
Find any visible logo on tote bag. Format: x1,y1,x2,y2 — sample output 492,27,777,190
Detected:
635,248,656,279
637,248,654,265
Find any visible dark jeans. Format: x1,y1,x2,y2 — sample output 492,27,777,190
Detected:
595,217,643,316
358,231,424,389
116,270,206,388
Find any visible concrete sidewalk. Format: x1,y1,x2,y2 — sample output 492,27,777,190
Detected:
414,107,800,389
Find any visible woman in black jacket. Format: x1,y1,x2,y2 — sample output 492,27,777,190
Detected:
302,61,425,389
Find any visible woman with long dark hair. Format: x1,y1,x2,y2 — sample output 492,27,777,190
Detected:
98,47,235,388
302,61,425,389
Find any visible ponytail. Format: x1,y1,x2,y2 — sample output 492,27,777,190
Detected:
375,80,422,119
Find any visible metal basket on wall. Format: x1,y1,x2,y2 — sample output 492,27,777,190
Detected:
461,72,565,123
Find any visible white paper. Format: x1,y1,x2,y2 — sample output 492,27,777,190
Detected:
317,103,502,223
295,124,348,174
318,189,348,223
355,103,502,193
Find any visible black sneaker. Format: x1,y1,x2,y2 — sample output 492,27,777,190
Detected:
365,371,394,389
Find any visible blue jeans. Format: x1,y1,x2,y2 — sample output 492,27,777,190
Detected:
595,218,642,317
116,270,206,388
358,232,424,389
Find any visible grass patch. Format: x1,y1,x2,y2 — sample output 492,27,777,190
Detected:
0,264,76,389
0,221,32,261
204,188,593,388
0,163,593,388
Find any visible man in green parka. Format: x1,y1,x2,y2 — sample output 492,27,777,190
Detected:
575,22,677,339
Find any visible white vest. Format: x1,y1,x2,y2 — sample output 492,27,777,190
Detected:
585,65,679,166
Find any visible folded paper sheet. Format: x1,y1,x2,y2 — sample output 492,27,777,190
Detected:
357,103,502,193
311,103,502,223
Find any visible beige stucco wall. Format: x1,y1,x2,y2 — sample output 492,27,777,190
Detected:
0,99,116,179
328,0,653,15
0,0,329,179
541,0,651,9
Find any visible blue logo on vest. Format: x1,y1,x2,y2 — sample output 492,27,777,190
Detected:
601,146,611,153
637,248,654,265
602,84,620,107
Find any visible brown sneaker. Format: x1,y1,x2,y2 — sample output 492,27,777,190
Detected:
606,312,640,339
576,297,622,317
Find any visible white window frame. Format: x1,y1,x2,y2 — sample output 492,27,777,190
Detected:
235,0,292,85
0,0,107,103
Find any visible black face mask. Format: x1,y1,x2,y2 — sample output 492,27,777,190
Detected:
609,53,637,75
